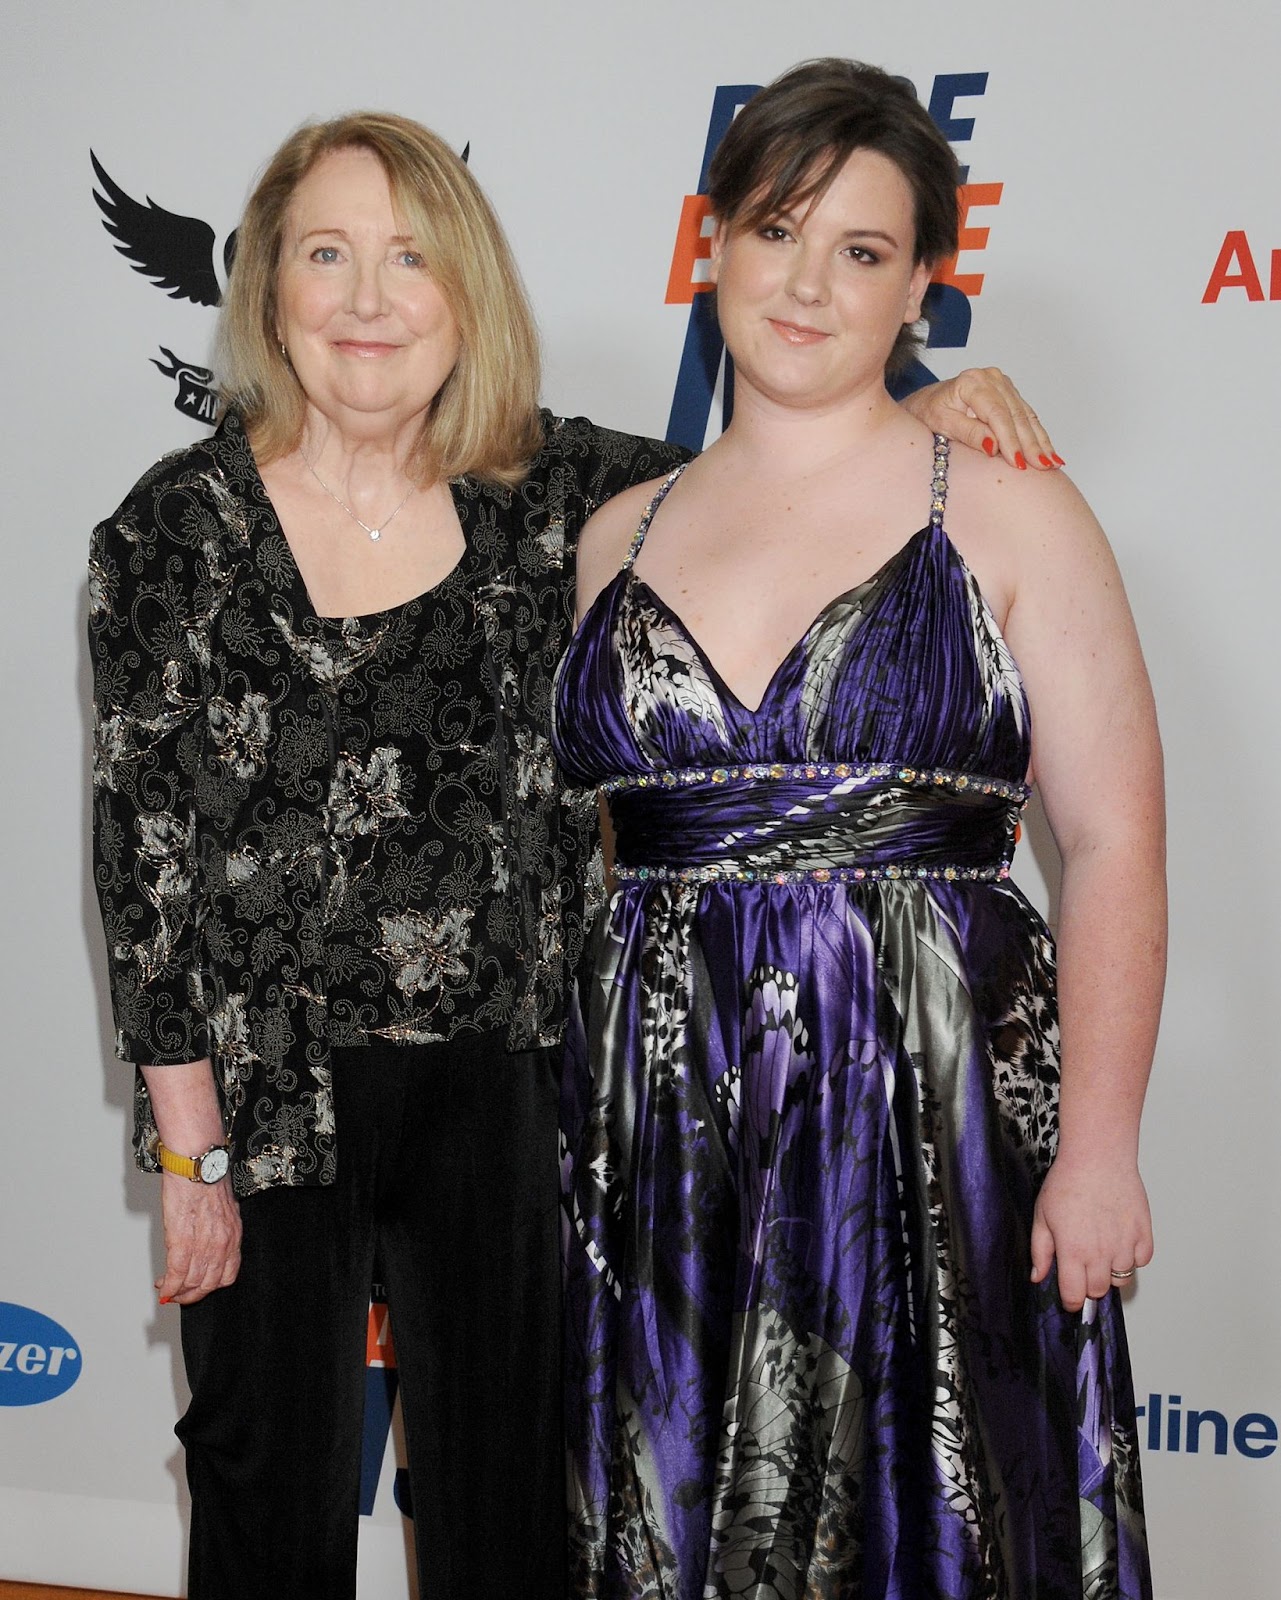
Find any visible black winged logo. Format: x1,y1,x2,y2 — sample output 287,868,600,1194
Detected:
91,151,237,308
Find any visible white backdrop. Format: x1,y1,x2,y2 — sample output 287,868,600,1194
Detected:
2,3,1277,1596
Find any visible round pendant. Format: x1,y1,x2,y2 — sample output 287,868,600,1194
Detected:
369,528,381,542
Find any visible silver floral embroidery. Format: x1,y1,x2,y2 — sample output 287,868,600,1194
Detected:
376,906,474,999
207,691,271,780
197,467,252,547
514,726,556,800
272,610,387,690
225,846,261,885
243,1143,297,1191
209,992,261,1098
310,1064,336,1136
325,746,411,840
92,709,132,792
87,533,115,618
484,820,513,894
129,809,199,983
535,518,565,569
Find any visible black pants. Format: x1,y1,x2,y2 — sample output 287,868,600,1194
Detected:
178,1036,566,1600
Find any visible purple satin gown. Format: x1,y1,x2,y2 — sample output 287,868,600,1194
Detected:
553,439,1151,1600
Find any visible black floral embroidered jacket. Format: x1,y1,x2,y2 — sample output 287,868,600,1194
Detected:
89,411,685,1195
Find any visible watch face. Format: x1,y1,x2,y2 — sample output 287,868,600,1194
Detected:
200,1147,230,1184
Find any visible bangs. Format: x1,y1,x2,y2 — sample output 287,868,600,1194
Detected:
730,142,856,233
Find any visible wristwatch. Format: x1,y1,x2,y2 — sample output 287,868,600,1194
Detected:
156,1139,231,1185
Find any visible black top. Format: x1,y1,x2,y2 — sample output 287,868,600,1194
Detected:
89,410,687,1194
320,547,520,1046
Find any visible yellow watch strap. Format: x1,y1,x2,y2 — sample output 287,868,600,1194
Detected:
155,1140,199,1180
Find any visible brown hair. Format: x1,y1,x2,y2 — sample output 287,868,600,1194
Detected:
217,111,543,487
707,59,961,374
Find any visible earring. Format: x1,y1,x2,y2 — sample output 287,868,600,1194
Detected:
279,341,289,363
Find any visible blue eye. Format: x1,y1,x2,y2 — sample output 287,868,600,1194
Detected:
311,246,340,264
398,250,426,268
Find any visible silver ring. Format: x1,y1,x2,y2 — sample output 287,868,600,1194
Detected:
1110,1268,1136,1280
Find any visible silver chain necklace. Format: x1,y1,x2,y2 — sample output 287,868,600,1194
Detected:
301,454,416,542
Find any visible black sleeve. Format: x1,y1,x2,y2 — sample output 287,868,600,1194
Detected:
542,412,692,513
88,461,215,1070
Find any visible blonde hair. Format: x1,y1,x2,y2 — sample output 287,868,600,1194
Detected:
217,111,543,487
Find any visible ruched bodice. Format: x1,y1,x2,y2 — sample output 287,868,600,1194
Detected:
555,486,1030,789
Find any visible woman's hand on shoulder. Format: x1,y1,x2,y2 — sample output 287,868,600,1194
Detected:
902,367,1061,472
1031,1151,1154,1313
576,474,673,623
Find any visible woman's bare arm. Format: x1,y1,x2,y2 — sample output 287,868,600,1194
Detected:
141,1061,242,1306
995,470,1166,1312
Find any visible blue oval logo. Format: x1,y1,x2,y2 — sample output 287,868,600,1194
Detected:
0,1303,83,1406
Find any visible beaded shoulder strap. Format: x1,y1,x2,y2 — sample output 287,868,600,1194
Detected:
929,434,950,529
622,462,688,571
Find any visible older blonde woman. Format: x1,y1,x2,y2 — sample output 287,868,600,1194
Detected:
89,109,1057,1600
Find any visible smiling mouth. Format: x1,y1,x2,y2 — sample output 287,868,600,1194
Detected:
768,319,830,343
332,340,402,357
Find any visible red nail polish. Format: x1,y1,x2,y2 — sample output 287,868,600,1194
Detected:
1051,452,1066,466
1038,454,1052,468
1014,451,1028,470
982,436,996,457
159,1296,173,1305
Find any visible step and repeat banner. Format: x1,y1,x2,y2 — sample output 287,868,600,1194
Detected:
2,2,1276,1595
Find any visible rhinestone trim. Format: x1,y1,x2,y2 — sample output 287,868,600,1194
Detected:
613,860,1011,886
623,464,687,570
600,760,1029,803
930,433,951,528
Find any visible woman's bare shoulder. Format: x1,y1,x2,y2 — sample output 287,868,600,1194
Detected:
946,443,1100,545
576,473,677,619
942,444,1113,614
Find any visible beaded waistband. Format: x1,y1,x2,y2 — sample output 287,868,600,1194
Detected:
600,760,1029,803
605,760,1026,886
612,860,1011,886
